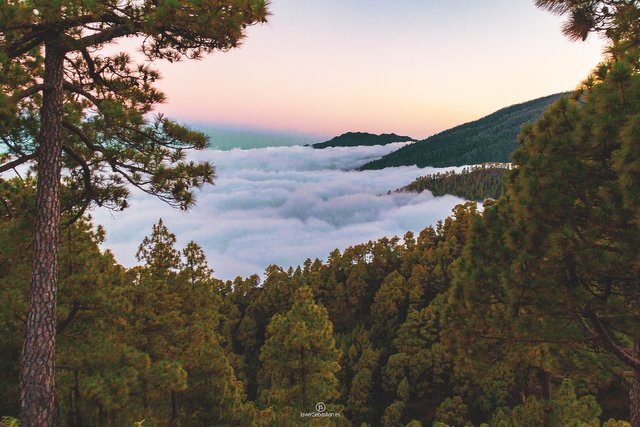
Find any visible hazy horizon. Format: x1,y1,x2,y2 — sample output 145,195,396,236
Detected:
188,88,570,150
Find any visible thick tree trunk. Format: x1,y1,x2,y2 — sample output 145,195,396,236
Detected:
20,41,65,427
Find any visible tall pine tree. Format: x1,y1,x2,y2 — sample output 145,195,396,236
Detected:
258,287,342,423
0,2,268,424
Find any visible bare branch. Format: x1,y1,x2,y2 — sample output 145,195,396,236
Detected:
583,310,640,370
4,29,46,58
62,121,102,152
74,25,137,50
12,83,48,101
56,301,81,334
0,153,36,174
63,82,102,107
0,194,12,219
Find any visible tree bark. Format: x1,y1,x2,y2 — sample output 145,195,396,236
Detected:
20,40,65,427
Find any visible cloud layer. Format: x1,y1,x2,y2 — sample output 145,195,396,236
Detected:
93,143,468,280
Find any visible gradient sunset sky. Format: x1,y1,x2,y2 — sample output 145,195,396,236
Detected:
150,0,605,139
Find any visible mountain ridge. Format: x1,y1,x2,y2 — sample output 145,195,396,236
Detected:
360,92,569,169
312,132,415,149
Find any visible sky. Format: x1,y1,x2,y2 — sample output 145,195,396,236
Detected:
146,0,606,139
93,143,469,280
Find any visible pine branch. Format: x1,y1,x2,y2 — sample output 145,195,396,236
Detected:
0,153,36,174
583,310,640,370
12,83,48,101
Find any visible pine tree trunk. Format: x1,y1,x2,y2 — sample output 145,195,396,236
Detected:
20,41,65,427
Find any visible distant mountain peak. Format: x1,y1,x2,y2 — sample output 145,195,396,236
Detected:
312,132,415,149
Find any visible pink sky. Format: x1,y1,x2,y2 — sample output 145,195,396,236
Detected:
142,0,605,139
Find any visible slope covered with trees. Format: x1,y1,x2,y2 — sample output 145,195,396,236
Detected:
451,63,640,427
399,164,510,201
0,187,632,426
360,93,567,170
313,132,415,149
1,0,640,426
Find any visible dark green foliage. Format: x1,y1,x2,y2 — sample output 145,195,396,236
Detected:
257,286,342,423
486,379,602,427
312,132,415,149
434,396,469,426
449,56,640,424
535,0,640,51
2,4,639,424
0,180,634,425
0,4,269,423
360,93,567,169
0,0,270,217
0,194,257,425
1,3,639,427
399,163,509,201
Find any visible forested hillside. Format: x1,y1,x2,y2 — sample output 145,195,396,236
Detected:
0,183,631,426
360,93,566,170
313,132,415,149
2,33,639,427
399,164,510,201
2,69,639,424
2,1,640,426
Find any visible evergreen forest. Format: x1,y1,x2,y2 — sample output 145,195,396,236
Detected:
398,164,510,202
2,1,640,426
0,185,632,426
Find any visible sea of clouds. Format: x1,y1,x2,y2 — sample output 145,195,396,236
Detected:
92,143,469,280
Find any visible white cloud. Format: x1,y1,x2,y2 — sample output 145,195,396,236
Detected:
93,143,469,280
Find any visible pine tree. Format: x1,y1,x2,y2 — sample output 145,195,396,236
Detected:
0,179,139,424
370,271,410,342
434,396,468,427
0,2,269,424
449,57,640,425
381,400,405,427
534,0,640,51
129,220,253,426
348,344,381,425
381,301,453,425
487,379,602,427
258,286,342,423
